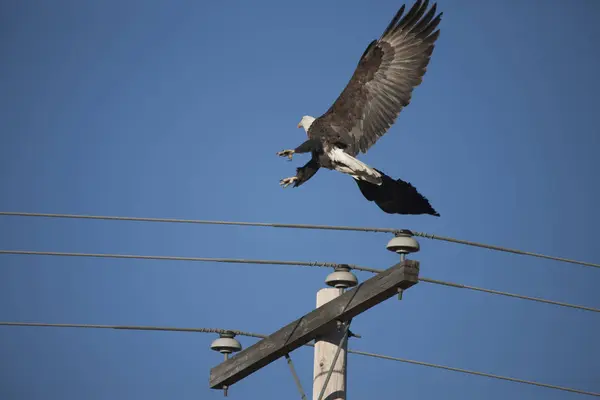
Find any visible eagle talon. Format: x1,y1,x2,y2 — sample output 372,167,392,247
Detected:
279,176,298,188
277,149,295,161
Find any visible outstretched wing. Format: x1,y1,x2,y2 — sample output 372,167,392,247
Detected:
315,0,442,156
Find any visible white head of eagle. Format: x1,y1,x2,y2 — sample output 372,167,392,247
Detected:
297,115,315,133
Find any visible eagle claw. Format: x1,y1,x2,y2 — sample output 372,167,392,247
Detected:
279,176,298,188
277,149,295,161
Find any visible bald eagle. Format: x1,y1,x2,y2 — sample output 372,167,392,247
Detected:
277,0,441,217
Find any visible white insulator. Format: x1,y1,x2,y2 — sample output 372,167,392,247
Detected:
386,230,420,255
325,265,358,288
210,332,242,354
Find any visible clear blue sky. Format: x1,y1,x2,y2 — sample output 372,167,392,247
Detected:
1,0,599,399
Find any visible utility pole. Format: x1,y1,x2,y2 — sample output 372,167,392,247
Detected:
312,265,358,400
209,231,421,396
313,288,347,400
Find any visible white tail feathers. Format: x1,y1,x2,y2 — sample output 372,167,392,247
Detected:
327,147,382,185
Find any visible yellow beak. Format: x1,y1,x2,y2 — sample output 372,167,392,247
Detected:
297,123,302,128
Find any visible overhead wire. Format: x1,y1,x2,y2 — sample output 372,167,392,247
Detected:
0,322,266,338
358,267,600,314
418,277,600,312
412,231,600,269
1,211,598,269
1,321,598,397
0,249,338,269
1,250,597,314
347,348,600,397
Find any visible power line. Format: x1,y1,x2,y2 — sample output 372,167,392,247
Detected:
419,277,600,313
1,250,597,313
0,249,338,269
0,322,265,338
1,321,598,397
0,211,392,232
428,281,598,312
412,231,600,269
321,264,600,313
347,348,600,397
1,211,598,269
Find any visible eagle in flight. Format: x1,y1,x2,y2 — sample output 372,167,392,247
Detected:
277,0,442,217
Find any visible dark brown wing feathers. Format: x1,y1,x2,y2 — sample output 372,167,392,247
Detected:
310,1,442,156
382,5,406,37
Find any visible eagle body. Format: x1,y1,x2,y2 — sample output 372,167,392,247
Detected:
277,0,442,217
297,120,384,185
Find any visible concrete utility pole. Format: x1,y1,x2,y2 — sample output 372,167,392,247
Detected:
313,288,348,400
311,232,421,400
313,265,359,400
